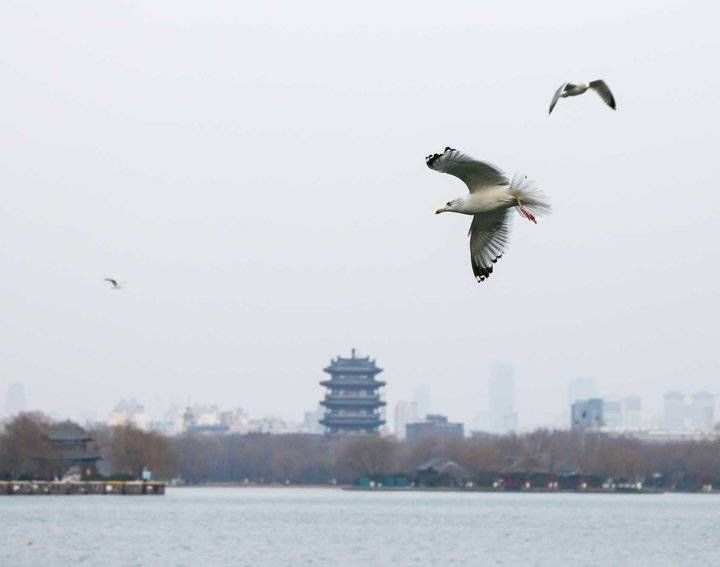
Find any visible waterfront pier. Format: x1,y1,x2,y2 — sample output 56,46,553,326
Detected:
0,481,165,495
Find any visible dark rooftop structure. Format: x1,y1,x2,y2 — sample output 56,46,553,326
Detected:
406,414,464,443
319,348,386,435
48,421,101,479
415,457,470,487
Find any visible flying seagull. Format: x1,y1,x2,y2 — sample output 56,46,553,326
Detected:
548,80,616,114
427,147,551,282
104,278,122,289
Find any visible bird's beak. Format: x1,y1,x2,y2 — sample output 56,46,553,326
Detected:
435,207,445,215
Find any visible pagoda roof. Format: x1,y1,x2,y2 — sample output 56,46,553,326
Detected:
323,349,383,375
320,398,386,408
320,378,385,388
320,415,385,426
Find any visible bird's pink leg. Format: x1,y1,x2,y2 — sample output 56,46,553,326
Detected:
516,199,537,224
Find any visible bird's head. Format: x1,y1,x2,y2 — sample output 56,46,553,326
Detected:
436,199,458,214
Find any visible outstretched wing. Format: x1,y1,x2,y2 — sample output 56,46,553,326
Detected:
589,80,616,110
104,278,117,286
469,210,513,282
426,147,508,193
548,83,567,115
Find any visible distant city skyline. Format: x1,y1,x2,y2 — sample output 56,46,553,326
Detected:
4,371,717,440
3,369,719,435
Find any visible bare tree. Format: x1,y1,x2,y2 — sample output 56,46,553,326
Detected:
334,436,400,479
108,424,178,479
0,413,55,480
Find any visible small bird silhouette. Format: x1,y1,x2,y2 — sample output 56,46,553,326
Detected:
548,80,616,115
104,278,122,290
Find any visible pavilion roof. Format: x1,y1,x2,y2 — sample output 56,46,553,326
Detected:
48,421,93,443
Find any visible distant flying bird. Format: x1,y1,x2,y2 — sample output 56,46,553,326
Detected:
427,147,551,282
548,80,616,114
104,278,122,289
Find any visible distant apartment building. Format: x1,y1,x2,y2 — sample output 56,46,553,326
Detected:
487,363,517,433
689,392,715,432
109,398,149,430
603,400,622,431
660,390,716,433
622,396,642,430
182,404,229,434
663,391,687,431
149,405,186,436
571,398,604,430
252,417,304,434
183,405,244,434
571,396,644,432
220,408,252,433
394,400,419,440
406,414,464,443
413,384,431,421
180,404,302,435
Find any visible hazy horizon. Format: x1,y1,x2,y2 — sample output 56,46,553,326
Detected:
2,0,719,429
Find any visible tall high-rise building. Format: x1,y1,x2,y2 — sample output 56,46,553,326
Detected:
663,391,686,432
4,383,26,417
413,384,431,421
319,348,386,435
688,392,715,432
622,396,642,430
487,363,517,433
394,400,419,440
603,400,622,431
571,398,604,430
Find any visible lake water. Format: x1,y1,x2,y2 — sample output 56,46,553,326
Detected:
1,487,718,566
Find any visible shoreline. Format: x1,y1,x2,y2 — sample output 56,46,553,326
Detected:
0,480,165,496
166,483,718,495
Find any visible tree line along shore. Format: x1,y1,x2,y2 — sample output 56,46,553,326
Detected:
1,412,719,492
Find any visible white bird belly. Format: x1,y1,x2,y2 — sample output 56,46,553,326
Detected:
454,186,512,214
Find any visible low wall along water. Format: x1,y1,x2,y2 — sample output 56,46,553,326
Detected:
0,481,165,495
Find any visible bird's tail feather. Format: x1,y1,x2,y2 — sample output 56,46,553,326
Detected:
509,173,551,217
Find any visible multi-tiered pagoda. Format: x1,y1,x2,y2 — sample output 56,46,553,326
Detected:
319,349,386,435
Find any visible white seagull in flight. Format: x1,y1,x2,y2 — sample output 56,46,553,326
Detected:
104,278,122,290
427,147,551,282
548,80,616,115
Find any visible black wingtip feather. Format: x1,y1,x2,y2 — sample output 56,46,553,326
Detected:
426,147,457,168
471,253,502,283
426,153,441,168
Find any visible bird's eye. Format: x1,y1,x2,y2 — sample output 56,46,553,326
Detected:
446,201,452,206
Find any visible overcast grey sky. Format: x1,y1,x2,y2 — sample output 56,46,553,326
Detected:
1,0,719,429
